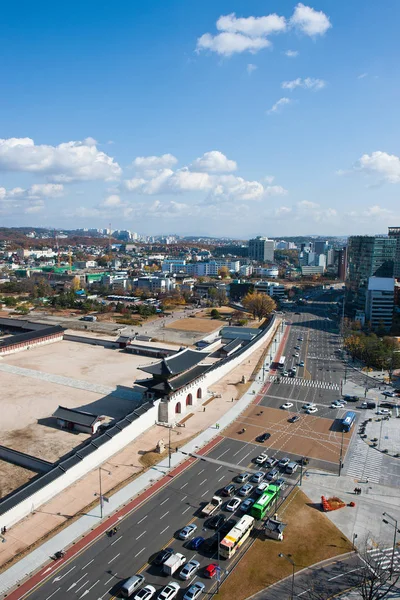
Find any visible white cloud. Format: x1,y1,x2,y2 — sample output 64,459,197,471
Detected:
247,63,257,75
190,151,237,173
274,206,292,217
363,205,392,218
350,151,400,184
0,137,121,182
101,194,121,207
267,97,292,114
196,32,270,57
264,175,275,184
290,3,332,37
298,200,320,209
216,12,287,37
0,183,64,201
285,50,299,58
265,185,288,197
358,73,368,79
125,168,212,195
133,153,178,171
282,77,326,91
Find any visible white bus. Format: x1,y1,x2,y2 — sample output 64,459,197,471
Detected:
278,356,286,370
219,515,255,559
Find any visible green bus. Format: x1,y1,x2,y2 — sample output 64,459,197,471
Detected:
250,484,280,520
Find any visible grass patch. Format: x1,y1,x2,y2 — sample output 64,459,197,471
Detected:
218,489,352,600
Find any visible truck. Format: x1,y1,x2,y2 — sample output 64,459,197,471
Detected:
163,553,186,576
201,495,222,517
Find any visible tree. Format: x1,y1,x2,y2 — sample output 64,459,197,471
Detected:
352,542,400,600
218,266,230,279
242,292,276,321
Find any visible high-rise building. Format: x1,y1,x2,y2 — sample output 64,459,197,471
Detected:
314,240,328,255
337,247,347,281
388,226,400,278
365,277,395,331
346,236,396,310
248,237,274,262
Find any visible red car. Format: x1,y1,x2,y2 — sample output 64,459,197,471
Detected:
204,563,219,578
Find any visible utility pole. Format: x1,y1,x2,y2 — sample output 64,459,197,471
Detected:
338,430,344,476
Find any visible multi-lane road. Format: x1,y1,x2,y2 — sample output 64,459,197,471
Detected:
9,294,375,600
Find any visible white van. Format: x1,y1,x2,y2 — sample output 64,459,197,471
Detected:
120,575,145,597
285,462,299,475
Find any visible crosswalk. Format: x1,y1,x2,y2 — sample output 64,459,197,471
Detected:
368,546,400,572
268,375,340,391
344,438,382,483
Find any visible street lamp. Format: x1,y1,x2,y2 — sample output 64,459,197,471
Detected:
352,533,358,551
278,553,296,600
382,512,400,576
94,467,111,519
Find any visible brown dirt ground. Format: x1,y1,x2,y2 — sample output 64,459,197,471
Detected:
223,405,351,463
0,462,34,499
165,317,221,333
218,489,352,600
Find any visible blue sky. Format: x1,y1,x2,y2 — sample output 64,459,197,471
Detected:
1,0,400,237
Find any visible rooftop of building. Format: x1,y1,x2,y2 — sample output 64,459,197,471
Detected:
368,277,395,291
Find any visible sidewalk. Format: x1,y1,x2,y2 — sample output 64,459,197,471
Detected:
0,320,285,594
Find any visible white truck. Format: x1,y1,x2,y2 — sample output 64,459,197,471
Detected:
163,553,186,576
201,495,222,517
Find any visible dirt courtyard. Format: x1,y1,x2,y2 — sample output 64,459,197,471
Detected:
223,405,351,463
165,317,222,333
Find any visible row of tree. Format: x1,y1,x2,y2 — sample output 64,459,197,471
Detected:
344,332,400,374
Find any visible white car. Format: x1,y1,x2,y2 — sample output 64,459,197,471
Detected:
134,586,156,600
303,402,316,410
256,481,269,495
306,407,318,414
256,452,268,465
376,409,391,415
226,496,241,512
158,582,180,600
179,560,200,581
294,352,300,357
179,524,197,540
281,402,294,410
330,402,345,409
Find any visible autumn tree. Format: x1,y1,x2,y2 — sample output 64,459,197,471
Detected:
242,292,276,321
218,266,230,279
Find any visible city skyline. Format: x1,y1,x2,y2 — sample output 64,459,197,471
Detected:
0,1,400,236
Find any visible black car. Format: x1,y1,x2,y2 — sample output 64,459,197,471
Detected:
220,518,238,535
153,547,174,566
203,534,219,553
380,401,396,409
257,432,271,443
288,415,300,423
221,484,236,497
207,513,226,530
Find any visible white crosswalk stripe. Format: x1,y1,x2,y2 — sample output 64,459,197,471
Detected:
344,438,382,483
367,546,400,571
268,376,340,391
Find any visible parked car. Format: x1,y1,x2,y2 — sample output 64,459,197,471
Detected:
281,402,293,410
207,514,225,530
190,537,205,551
255,453,269,465
183,582,206,600
179,560,200,581
154,548,174,566
158,582,180,600
240,498,255,513
265,457,278,468
257,432,271,443
221,484,236,497
278,457,290,468
238,483,254,497
204,564,219,579
226,497,241,512
251,471,264,484
179,524,197,540
285,462,299,474
236,472,250,483
266,468,279,481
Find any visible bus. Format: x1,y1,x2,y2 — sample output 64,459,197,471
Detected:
219,515,255,559
341,411,356,432
278,356,286,370
250,484,280,520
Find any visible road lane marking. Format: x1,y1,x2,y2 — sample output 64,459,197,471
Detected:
181,482,188,489
75,579,90,593
181,495,188,502
111,535,122,546
52,565,76,582
200,489,209,497
137,515,147,524
198,469,205,475
81,559,94,570
199,478,207,486
216,448,230,459
328,573,345,580
45,588,61,600
135,548,146,558
218,476,225,482
108,553,120,564
182,506,191,514
104,573,118,585
79,579,99,598
160,511,169,519
136,530,146,540
160,526,170,534
216,465,223,471
67,573,88,591
160,497,169,505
